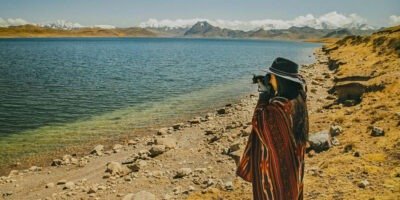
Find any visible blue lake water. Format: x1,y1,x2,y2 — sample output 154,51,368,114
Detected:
0,38,320,168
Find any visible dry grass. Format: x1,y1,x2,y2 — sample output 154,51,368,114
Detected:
0,25,157,38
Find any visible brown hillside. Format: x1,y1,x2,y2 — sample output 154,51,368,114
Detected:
0,25,157,38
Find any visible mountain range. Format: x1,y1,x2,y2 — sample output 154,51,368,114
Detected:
0,21,379,40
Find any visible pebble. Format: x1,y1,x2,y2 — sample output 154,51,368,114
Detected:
149,145,166,157
45,183,55,188
217,108,226,115
157,127,169,135
308,130,332,152
224,181,234,191
106,161,131,176
63,181,75,190
174,168,192,178
91,145,104,156
113,144,123,153
358,180,369,188
329,125,343,137
155,138,177,149
371,126,385,137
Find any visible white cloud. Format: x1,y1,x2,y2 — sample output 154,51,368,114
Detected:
0,17,30,27
139,11,372,31
389,15,400,26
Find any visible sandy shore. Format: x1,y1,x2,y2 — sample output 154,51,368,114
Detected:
0,48,330,200
0,27,399,199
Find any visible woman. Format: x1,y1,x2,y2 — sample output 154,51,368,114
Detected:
237,57,309,200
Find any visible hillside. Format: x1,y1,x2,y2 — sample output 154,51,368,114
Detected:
183,22,375,40
0,22,377,40
0,25,157,38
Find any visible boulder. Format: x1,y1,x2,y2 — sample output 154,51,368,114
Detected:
149,145,166,157
308,130,331,152
155,138,177,149
105,161,131,176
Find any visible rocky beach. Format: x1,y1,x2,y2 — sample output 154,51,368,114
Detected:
0,26,399,200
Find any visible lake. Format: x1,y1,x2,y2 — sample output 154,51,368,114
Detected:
0,37,320,169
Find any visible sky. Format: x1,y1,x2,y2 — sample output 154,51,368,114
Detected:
0,0,399,29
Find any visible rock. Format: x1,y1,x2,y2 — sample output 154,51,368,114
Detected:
229,151,243,166
326,95,336,100
331,137,340,146
155,138,177,149
329,125,343,137
91,145,104,156
8,170,19,177
157,127,169,135
308,150,316,158
113,144,123,153
205,128,217,135
240,126,252,137
105,161,131,176
224,181,234,191
371,126,385,137
29,166,42,172
128,140,137,146
189,117,202,124
123,191,156,200
205,178,215,187
354,151,361,157
217,108,226,115
208,135,221,143
63,181,75,190
308,130,331,152
149,145,166,157
126,160,147,172
173,186,182,194
172,123,184,130
57,180,67,185
205,113,214,120
62,154,73,164
87,186,97,194
45,183,55,188
174,168,192,178
358,180,369,188
343,144,353,153
229,141,242,152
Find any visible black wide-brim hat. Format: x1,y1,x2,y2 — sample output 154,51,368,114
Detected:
263,57,305,85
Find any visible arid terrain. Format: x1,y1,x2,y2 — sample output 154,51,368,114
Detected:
0,26,399,200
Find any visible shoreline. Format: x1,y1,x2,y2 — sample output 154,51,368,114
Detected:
1,27,398,198
0,48,323,199
0,91,254,177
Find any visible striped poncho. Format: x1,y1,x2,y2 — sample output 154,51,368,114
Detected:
237,94,308,200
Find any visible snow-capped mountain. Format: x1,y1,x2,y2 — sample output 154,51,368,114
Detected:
41,20,84,30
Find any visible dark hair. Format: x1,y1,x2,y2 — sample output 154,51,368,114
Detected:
276,76,309,143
